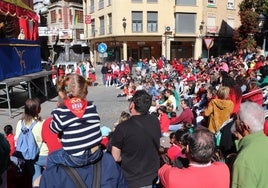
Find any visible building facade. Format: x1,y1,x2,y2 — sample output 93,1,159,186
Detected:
202,0,242,58
85,0,242,64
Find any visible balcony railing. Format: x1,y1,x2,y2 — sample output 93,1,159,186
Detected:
206,26,218,34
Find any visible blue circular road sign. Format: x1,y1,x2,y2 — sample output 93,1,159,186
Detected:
98,43,107,53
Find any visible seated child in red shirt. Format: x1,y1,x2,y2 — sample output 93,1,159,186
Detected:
4,125,15,156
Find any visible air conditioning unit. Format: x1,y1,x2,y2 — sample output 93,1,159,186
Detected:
165,26,172,32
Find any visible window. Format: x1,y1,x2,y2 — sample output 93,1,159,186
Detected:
147,0,157,2
58,9,62,22
207,14,217,34
76,29,83,39
147,12,157,32
91,19,95,37
99,0,104,9
99,16,105,35
51,10,56,23
75,10,83,23
175,0,196,6
132,11,143,32
132,0,142,2
227,0,234,9
208,0,216,7
108,0,111,6
90,0,94,13
108,13,112,34
175,13,196,34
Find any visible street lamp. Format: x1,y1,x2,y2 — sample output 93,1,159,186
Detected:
199,20,205,36
122,17,126,32
199,21,205,58
258,13,266,53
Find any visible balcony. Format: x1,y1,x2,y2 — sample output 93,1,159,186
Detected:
206,26,218,34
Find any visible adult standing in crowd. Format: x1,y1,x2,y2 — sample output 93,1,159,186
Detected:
158,126,230,188
111,90,161,188
101,62,108,85
128,56,134,75
14,98,48,186
232,102,268,188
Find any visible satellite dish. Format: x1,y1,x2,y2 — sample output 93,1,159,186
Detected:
166,26,171,32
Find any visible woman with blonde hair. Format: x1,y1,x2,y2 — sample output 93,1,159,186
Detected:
204,86,234,133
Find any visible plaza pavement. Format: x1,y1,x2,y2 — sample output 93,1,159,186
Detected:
0,64,129,133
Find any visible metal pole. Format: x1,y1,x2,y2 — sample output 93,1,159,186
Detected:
263,34,266,55
165,34,167,58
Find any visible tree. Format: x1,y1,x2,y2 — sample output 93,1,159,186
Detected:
233,0,268,50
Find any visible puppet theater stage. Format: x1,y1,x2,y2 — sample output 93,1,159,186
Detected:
0,1,53,116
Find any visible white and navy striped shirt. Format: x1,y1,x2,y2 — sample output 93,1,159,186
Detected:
50,102,102,156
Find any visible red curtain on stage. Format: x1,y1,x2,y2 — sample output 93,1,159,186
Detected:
0,0,39,40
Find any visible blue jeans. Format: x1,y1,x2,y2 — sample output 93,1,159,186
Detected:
46,148,103,169
33,155,47,184
169,124,183,132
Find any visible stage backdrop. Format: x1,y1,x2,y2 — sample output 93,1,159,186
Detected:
0,38,41,80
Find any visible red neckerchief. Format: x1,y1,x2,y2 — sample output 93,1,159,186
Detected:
64,98,87,118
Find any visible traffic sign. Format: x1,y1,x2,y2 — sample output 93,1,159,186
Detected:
99,52,108,58
203,37,214,50
98,43,107,53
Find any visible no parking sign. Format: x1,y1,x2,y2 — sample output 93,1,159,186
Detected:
98,43,107,54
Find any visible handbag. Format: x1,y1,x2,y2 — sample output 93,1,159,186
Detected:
61,158,102,188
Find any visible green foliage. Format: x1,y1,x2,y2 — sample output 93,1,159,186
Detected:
233,0,268,49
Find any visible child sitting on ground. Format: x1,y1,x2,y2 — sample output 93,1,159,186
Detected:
4,125,15,156
106,111,130,152
113,111,131,128
117,84,129,97
166,128,188,163
157,106,170,137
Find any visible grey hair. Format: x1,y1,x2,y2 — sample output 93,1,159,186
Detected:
239,101,264,133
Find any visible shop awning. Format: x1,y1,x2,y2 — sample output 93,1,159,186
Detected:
0,0,39,22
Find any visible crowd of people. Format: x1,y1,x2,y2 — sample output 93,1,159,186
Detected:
1,46,268,188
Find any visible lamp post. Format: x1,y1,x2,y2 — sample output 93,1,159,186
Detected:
258,13,266,54
199,20,205,36
122,17,126,33
199,20,205,58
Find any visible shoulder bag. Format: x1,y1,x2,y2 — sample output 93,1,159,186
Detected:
61,158,102,188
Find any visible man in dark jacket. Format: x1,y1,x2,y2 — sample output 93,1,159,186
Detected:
39,150,127,188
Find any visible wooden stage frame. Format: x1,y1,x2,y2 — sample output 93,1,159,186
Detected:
0,70,54,117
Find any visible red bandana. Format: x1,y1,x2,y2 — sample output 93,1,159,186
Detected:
64,98,87,118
